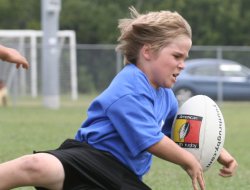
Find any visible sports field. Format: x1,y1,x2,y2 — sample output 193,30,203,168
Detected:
0,95,249,190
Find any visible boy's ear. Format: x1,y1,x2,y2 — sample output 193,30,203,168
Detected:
141,44,152,60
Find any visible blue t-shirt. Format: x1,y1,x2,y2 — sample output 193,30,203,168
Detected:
75,64,178,178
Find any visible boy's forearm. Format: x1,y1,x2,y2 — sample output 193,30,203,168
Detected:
147,136,195,168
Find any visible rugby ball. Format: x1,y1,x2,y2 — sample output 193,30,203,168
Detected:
171,95,225,171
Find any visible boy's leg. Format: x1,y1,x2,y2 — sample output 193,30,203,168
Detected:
0,153,65,190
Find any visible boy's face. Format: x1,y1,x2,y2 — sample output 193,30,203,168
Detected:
139,35,192,89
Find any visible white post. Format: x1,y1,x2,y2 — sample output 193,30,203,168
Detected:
18,36,26,96
216,47,223,104
69,32,78,100
30,33,38,98
41,0,61,109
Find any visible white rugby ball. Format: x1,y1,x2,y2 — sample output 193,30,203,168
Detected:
171,95,225,171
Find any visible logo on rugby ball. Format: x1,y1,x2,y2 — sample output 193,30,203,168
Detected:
172,114,203,149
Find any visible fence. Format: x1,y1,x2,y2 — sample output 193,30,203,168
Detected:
76,44,250,93
1,44,250,106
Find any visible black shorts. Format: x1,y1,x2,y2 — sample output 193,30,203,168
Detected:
34,139,151,190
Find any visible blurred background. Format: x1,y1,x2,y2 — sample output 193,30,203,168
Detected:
1,1,249,189
0,0,250,107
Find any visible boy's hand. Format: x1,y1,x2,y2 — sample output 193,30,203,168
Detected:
217,148,238,177
182,153,205,190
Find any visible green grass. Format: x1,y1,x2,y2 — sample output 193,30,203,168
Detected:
0,97,250,190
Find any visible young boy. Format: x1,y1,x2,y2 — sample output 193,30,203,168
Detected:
0,7,237,190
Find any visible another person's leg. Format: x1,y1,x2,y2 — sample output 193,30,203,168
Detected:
0,153,65,190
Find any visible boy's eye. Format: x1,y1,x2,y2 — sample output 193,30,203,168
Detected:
174,54,181,59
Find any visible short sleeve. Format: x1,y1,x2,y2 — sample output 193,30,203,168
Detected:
162,96,178,137
106,94,164,157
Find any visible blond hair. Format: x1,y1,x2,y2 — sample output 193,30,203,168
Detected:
116,6,192,65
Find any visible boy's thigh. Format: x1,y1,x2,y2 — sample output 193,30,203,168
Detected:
35,139,151,190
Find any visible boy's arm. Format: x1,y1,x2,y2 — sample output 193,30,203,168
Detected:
0,45,29,69
217,148,238,177
147,136,205,190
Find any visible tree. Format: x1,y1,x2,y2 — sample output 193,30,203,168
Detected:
0,0,250,45
0,0,40,29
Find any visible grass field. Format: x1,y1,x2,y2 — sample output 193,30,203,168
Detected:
0,95,250,190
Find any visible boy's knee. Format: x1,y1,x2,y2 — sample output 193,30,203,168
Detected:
10,153,64,189
18,154,48,178
18,153,64,181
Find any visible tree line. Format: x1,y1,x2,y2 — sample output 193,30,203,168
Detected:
0,0,249,46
